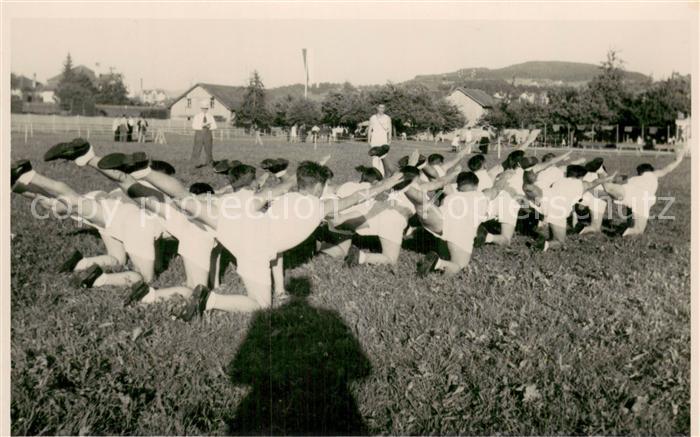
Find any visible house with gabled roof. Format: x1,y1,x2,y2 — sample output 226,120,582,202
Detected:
168,83,246,122
446,87,496,127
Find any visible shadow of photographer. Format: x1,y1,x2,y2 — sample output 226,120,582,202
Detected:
226,277,371,435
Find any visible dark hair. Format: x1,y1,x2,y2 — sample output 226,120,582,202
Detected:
541,153,556,163
355,165,383,183
260,158,289,174
585,157,605,173
566,165,588,179
189,182,215,195
428,153,444,165
503,150,525,170
467,154,485,171
392,166,420,191
297,161,334,190
227,164,257,190
520,156,539,170
456,171,479,188
636,163,655,175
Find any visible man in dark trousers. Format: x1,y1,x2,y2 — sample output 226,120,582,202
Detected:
191,99,217,168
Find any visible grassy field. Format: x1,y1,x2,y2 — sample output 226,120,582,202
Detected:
10,132,690,435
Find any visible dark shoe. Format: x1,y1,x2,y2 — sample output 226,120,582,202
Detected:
98,153,129,170
473,224,488,248
528,234,548,252
11,160,32,187
213,159,231,173
194,163,208,169
72,264,103,288
122,153,149,174
177,285,211,321
344,245,361,267
124,281,150,307
44,138,91,162
150,160,176,175
417,251,439,277
58,250,83,273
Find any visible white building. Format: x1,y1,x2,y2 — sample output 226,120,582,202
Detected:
140,89,168,106
168,83,245,122
445,88,496,127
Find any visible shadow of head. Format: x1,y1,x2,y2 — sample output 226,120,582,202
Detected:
286,276,312,299
226,276,371,435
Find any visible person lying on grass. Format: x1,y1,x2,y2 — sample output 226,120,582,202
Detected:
601,142,687,237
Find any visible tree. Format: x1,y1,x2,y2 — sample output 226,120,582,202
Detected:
238,70,271,127
320,84,372,130
271,94,295,127
632,73,691,127
286,97,322,126
55,53,97,115
96,72,130,105
584,50,633,125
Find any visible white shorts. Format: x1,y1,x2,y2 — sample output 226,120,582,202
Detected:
489,192,519,226
580,192,607,216
163,206,216,271
621,185,656,218
101,200,162,261
356,209,408,246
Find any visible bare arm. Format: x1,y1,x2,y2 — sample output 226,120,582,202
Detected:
323,173,402,218
530,151,572,173
415,166,461,192
654,145,687,178
440,147,471,173
582,172,617,192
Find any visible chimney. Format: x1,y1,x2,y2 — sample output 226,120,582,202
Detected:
32,73,36,89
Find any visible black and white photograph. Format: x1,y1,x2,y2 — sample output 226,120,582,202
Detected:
1,2,698,435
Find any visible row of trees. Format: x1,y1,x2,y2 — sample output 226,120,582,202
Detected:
56,53,132,115
483,51,691,131
237,72,465,134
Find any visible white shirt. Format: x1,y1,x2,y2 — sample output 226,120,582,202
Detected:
192,112,218,131
368,114,392,147
474,169,493,191
535,166,565,191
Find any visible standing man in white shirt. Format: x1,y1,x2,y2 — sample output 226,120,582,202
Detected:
367,103,392,147
191,99,217,168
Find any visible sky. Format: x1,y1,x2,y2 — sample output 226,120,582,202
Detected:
10,18,694,95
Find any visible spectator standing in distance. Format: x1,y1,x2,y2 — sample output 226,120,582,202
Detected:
191,99,217,168
310,125,320,146
290,123,298,143
119,114,128,142
112,117,120,142
367,103,392,147
126,116,135,142
137,115,148,143
253,123,264,146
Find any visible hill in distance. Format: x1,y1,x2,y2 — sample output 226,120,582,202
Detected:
169,61,652,103
410,60,649,86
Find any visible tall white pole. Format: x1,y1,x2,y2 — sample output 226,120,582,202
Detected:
302,48,308,99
